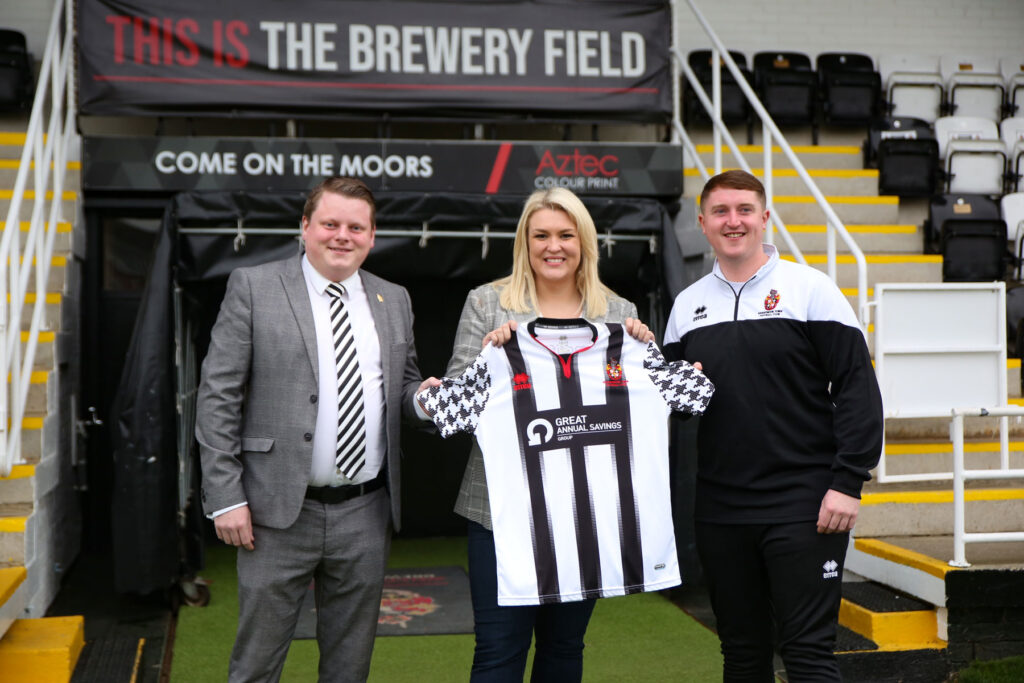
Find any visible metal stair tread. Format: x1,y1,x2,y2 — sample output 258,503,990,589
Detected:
843,581,932,613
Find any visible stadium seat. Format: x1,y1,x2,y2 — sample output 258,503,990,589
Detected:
1002,193,1024,278
753,51,818,143
925,193,1003,253
866,117,939,197
683,50,754,144
941,56,1005,121
1001,56,1024,117
1002,117,1024,192
0,29,32,111
879,55,943,123
816,52,882,126
934,116,1006,195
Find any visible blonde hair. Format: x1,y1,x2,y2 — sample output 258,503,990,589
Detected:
494,187,613,318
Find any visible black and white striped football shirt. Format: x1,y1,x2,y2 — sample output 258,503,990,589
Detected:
419,318,714,605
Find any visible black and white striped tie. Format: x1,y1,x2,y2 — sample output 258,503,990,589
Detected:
326,283,366,479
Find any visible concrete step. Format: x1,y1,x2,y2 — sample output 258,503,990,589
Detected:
686,167,879,195
0,505,29,565
0,160,81,190
0,565,27,639
777,224,923,254
9,292,63,330
0,616,85,683
856,487,1024,537
0,190,77,224
15,417,44,465
876,440,1024,477
687,124,868,149
783,253,943,289
0,466,35,506
772,195,900,225
688,144,866,173
840,580,946,651
0,222,73,254
23,331,55,372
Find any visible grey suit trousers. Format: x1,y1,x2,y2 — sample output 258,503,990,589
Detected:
230,489,391,683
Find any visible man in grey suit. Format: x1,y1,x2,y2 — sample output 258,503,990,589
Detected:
196,176,437,682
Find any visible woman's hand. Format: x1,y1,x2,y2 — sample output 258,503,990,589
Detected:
624,317,655,343
483,320,518,348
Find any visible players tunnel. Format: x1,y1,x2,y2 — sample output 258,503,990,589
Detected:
95,188,701,594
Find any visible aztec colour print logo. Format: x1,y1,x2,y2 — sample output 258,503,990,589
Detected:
512,373,532,391
604,359,627,386
764,289,780,311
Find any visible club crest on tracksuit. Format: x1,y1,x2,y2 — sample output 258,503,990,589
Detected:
764,289,780,311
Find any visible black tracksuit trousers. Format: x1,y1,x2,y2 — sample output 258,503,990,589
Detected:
695,521,850,682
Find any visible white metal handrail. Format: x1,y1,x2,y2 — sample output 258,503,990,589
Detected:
950,407,1024,567
672,0,871,331
0,0,77,477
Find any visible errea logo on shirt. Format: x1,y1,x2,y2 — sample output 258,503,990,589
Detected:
693,305,707,321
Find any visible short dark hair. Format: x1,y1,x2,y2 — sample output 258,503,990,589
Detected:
699,170,766,215
303,177,376,226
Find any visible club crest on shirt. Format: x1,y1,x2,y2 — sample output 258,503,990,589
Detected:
512,372,532,391
604,359,628,386
764,289,780,311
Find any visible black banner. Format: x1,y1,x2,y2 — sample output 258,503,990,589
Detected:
77,0,672,118
82,136,683,197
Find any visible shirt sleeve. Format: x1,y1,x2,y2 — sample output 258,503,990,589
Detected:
643,342,715,415
417,351,493,438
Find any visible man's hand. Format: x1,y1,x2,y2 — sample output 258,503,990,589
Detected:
624,317,655,343
215,505,255,550
416,377,442,415
483,320,518,348
817,489,860,534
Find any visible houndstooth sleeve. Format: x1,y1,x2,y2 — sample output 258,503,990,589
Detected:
417,352,493,438
643,342,715,415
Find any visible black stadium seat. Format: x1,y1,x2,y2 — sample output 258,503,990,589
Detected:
866,117,939,197
753,51,818,143
683,50,754,144
817,52,882,126
925,194,1006,269
0,29,33,111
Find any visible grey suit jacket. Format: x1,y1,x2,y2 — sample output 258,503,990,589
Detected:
446,282,639,529
196,255,422,532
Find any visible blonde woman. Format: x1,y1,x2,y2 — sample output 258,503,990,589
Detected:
446,187,653,682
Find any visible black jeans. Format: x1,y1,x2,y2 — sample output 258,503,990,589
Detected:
466,520,596,683
695,520,849,683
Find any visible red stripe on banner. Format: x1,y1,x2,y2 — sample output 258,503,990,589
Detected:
486,143,514,194
92,75,659,95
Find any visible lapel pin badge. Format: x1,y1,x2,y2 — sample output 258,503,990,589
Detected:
377,293,384,303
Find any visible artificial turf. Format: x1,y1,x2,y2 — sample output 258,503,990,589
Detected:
171,537,724,682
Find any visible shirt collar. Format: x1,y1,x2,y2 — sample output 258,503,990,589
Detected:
302,254,364,297
711,243,779,283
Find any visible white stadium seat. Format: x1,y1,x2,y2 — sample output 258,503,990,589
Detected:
1001,56,1024,118
941,56,1005,121
880,54,944,123
934,116,1006,195
1002,117,1024,192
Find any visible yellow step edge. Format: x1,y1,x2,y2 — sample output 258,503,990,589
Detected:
0,160,81,171
20,331,55,343
886,441,1024,455
685,167,878,178
0,222,72,233
782,254,942,264
7,293,62,304
16,417,43,430
0,465,34,480
0,133,40,146
0,566,26,604
838,598,944,652
1009,358,1021,369
841,287,875,297
853,538,954,579
779,224,917,234
0,616,85,683
0,516,26,532
1011,397,1024,407
773,195,899,204
6,371,48,383
0,190,77,201
695,144,861,154
862,489,1024,505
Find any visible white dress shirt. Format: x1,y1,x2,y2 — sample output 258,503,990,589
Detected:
302,255,387,487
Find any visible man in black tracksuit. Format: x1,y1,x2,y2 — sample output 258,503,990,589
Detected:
663,170,883,681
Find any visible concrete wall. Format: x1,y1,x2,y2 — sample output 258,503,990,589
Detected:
674,0,1024,62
